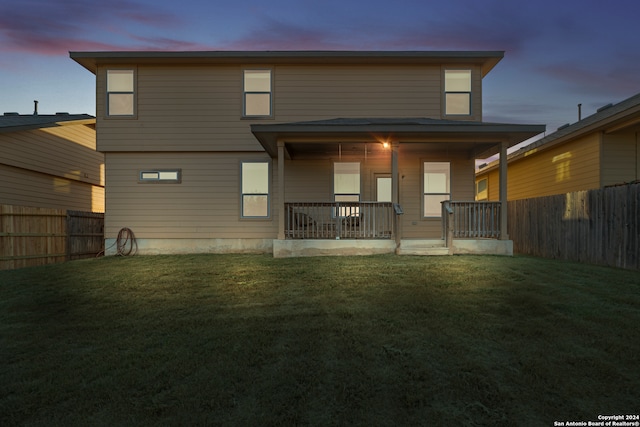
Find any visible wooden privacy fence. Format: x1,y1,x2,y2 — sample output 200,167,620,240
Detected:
0,205,104,270
508,182,640,270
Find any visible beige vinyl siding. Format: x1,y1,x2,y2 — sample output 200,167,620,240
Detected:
105,152,276,238
284,160,333,202
400,151,474,239
275,65,443,120
1,164,104,211
601,130,640,186
96,63,481,153
96,59,488,242
479,133,602,201
97,65,263,152
106,149,473,240
0,126,102,187
0,125,104,211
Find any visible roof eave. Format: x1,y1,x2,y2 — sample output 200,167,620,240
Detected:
251,121,544,158
69,50,504,75
0,116,96,133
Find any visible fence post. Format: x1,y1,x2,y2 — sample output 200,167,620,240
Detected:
66,211,71,262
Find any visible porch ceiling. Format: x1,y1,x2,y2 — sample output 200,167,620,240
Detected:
251,118,545,159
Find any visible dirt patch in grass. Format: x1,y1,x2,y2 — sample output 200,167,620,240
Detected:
1,254,639,425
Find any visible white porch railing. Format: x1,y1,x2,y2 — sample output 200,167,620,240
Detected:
442,201,502,241
285,202,395,239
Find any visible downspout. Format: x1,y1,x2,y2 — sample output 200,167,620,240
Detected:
277,140,285,240
391,141,401,249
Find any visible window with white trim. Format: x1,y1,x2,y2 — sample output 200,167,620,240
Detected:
139,169,181,183
243,70,272,117
107,69,135,116
444,70,471,116
334,162,360,217
241,161,270,217
423,162,450,217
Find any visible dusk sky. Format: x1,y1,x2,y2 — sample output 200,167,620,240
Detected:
1,0,639,146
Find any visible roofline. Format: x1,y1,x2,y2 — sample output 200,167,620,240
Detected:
0,115,95,133
69,50,504,76
477,92,640,174
251,118,544,158
252,121,543,135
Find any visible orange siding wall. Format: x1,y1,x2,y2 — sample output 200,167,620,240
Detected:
602,130,640,186
478,133,602,201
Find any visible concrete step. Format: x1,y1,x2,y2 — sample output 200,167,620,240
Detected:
397,246,450,256
397,240,450,256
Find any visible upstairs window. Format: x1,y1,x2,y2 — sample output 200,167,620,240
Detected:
423,162,450,217
241,161,270,218
107,69,135,116
243,70,272,117
444,70,471,116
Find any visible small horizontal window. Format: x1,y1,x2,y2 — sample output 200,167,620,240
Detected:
139,169,181,183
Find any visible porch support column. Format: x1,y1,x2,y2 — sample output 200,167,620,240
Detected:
391,141,401,246
499,140,509,240
277,140,285,240
391,141,399,204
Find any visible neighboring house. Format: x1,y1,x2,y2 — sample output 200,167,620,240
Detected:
476,92,640,201
0,113,104,212
70,50,544,257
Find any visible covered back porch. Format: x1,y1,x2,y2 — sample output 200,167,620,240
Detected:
251,118,544,257
279,200,508,256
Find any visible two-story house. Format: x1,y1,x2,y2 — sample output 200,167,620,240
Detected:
70,51,544,257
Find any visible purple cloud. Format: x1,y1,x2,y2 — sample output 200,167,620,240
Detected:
539,59,640,98
0,0,184,55
126,35,214,51
220,9,537,53
222,20,348,50
215,0,549,54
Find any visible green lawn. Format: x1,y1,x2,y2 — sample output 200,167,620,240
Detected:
1,254,638,426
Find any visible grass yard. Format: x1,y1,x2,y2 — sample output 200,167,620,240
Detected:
1,254,639,426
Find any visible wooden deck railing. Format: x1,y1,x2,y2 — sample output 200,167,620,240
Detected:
442,201,502,240
285,202,395,239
